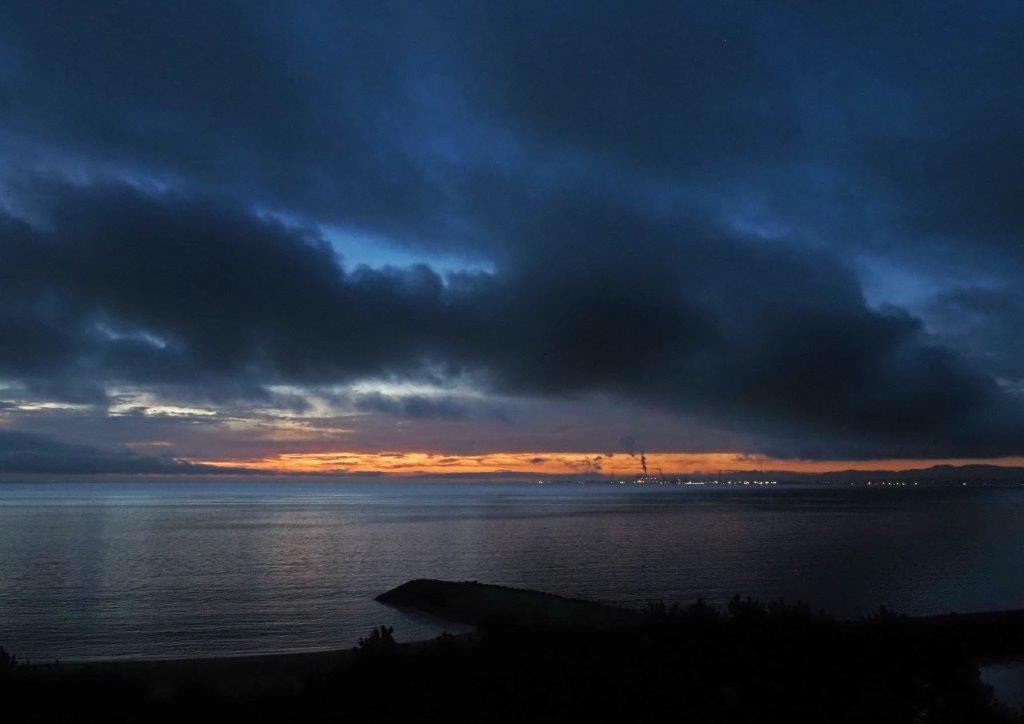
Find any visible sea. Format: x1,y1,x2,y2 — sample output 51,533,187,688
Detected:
2,481,1024,663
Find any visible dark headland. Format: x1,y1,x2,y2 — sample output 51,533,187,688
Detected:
4,581,1024,722
376,578,639,628
378,578,1024,660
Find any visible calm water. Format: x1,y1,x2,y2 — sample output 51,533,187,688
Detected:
2,482,1024,661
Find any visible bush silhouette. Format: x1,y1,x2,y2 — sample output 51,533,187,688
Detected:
357,625,397,656
0,599,1017,722
0,646,17,675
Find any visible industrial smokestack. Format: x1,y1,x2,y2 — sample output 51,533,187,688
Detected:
619,435,648,478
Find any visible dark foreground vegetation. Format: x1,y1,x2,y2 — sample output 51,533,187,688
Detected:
3,595,1022,723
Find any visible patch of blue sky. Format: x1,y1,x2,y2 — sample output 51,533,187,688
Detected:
321,223,494,277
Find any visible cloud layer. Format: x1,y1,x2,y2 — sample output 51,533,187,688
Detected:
0,1,1022,470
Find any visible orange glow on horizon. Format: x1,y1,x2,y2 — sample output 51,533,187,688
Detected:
198,451,1024,476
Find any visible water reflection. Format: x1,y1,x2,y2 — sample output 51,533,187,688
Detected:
1,482,1023,660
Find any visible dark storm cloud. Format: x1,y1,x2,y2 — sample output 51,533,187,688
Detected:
0,1,798,253
448,2,800,179
926,288,1024,386
0,1,1022,460
0,0,476,247
0,181,455,396
1,181,1020,458
473,194,1024,458
820,4,1024,273
1,2,1020,258
0,429,225,475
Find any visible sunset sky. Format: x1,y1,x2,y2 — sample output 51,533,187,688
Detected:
1,2,1022,477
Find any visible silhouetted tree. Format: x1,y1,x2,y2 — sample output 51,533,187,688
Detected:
0,646,17,675
357,625,397,656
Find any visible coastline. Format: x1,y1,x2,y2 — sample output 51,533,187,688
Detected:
7,581,1023,721
22,580,1024,671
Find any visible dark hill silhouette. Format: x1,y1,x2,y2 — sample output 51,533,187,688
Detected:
798,464,1024,485
377,578,637,628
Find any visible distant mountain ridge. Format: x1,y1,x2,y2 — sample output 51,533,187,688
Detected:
774,464,1024,485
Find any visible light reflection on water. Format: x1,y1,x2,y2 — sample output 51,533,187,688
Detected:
1,482,1023,661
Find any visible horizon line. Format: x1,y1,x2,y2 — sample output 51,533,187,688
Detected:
192,451,1024,477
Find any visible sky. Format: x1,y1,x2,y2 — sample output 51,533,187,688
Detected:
0,1,1023,477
